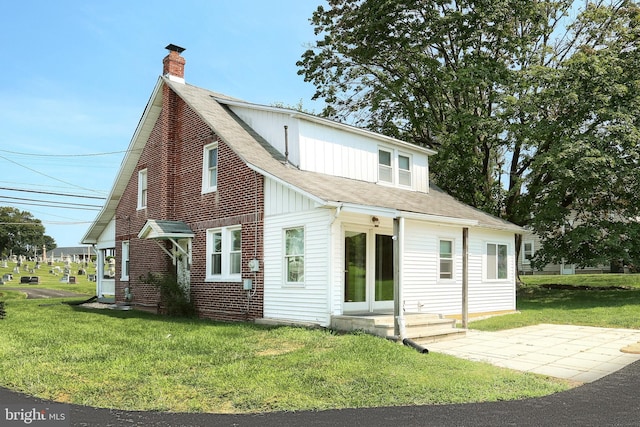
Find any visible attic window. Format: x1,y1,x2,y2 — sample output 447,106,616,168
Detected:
137,169,148,209
202,142,218,193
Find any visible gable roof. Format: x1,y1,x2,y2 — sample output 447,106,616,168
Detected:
166,79,521,232
82,77,521,244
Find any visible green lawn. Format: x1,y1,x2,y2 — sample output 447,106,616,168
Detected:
470,274,640,331
1,272,638,413
0,294,568,413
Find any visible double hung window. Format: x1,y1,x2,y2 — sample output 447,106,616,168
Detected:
487,243,508,280
203,143,218,193
206,226,242,281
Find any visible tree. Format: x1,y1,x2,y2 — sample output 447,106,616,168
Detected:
525,1,640,268
0,207,56,257
298,0,640,268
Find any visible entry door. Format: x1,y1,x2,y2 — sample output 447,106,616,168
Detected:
344,229,394,313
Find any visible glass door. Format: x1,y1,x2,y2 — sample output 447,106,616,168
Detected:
373,234,394,311
344,229,394,313
344,231,368,312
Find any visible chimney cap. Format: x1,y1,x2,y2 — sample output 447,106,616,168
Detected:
165,44,186,54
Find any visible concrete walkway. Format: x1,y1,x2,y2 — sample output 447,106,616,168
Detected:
426,324,640,383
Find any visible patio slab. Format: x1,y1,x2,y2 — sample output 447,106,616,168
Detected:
426,324,640,383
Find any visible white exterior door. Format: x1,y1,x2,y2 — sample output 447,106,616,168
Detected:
343,227,394,313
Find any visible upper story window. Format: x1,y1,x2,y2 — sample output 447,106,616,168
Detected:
137,169,147,210
487,243,508,280
202,143,218,193
378,147,413,188
398,154,412,187
378,149,393,183
206,225,241,282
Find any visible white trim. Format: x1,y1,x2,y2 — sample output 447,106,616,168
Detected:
205,225,242,282
137,169,148,210
283,226,305,286
202,142,218,194
120,240,130,281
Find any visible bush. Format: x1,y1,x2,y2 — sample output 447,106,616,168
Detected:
140,272,195,317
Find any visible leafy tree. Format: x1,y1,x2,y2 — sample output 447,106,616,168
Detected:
0,206,56,257
298,0,640,268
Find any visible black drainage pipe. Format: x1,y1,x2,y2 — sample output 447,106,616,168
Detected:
403,338,429,354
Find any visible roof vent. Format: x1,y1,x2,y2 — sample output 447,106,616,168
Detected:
163,44,186,83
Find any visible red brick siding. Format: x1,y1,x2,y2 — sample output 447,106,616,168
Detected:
115,83,264,322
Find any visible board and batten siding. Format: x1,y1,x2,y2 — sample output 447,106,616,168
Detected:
263,178,332,326
401,220,516,316
298,120,430,192
227,105,302,167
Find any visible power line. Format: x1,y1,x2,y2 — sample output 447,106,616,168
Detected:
0,195,103,209
0,154,99,194
0,186,106,200
0,148,139,157
0,199,102,211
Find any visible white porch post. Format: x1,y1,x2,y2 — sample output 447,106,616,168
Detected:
462,227,469,328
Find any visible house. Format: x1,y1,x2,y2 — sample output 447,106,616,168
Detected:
519,231,616,276
82,45,523,338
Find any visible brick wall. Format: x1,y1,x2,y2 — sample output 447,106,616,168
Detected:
115,82,264,321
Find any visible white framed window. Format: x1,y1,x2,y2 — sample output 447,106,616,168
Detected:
206,225,241,281
121,241,130,281
439,239,454,280
137,169,147,209
202,143,218,193
523,241,534,264
398,153,412,187
487,243,508,280
284,227,304,284
378,148,393,183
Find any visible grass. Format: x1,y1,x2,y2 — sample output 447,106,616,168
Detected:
0,296,569,413
1,260,96,296
1,270,637,413
470,274,640,331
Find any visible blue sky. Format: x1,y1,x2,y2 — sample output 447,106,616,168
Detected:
0,1,326,248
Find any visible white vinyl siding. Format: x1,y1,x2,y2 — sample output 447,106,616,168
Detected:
263,209,331,326
137,169,147,210
401,221,515,316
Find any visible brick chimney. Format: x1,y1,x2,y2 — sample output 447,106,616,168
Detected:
163,44,186,83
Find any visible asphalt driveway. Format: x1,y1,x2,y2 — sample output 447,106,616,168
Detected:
1,286,88,299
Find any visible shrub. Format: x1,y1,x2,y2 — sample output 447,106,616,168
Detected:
139,272,195,317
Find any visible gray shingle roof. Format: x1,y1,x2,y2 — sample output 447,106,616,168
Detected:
166,78,521,232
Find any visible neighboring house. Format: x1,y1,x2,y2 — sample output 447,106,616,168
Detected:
48,246,96,264
82,45,523,331
518,231,614,276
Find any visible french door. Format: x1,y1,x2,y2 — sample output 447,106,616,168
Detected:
344,228,394,313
